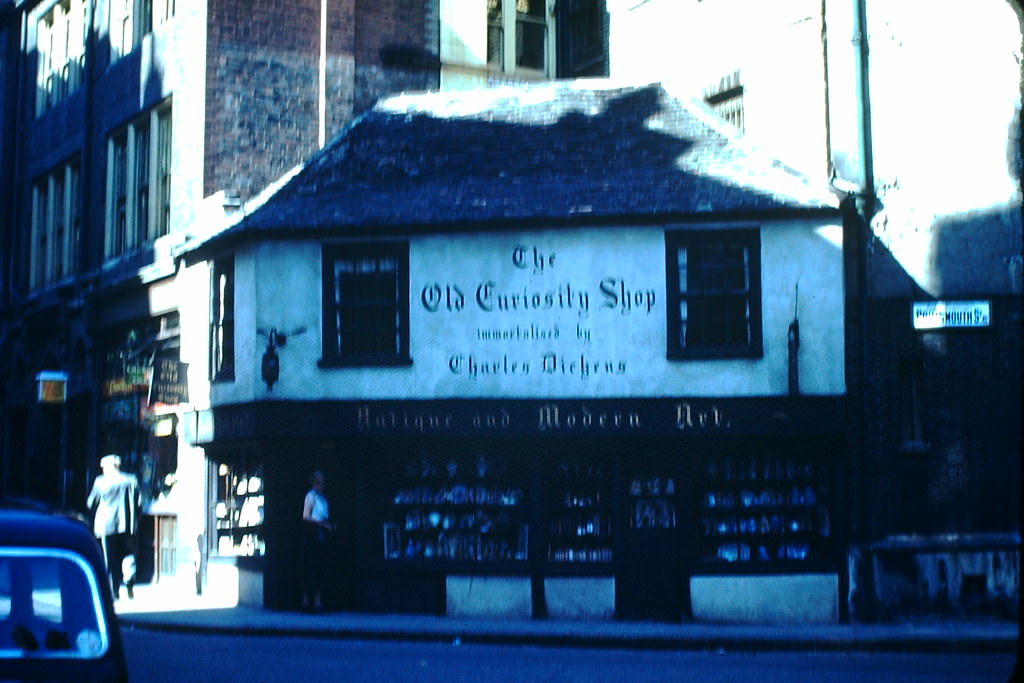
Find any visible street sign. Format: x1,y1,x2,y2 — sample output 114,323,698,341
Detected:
912,300,991,330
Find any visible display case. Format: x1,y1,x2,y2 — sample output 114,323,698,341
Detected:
381,453,528,563
547,461,613,564
699,454,830,565
213,462,265,557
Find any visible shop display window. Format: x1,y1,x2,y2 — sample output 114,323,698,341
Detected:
699,454,830,565
382,453,527,563
547,461,613,563
214,462,264,557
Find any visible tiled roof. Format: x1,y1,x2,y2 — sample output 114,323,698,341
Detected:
200,80,838,247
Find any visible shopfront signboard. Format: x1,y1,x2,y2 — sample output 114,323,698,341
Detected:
194,396,846,445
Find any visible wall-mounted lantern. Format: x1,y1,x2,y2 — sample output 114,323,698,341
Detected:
257,327,306,391
36,371,68,404
260,329,281,390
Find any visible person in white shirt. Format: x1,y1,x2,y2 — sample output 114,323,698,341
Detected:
301,470,334,611
86,454,140,599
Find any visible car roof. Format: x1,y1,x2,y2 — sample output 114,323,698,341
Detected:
0,506,104,564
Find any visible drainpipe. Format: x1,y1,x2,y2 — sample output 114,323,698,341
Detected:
825,0,877,621
81,0,101,487
851,0,876,616
856,0,877,622
852,0,875,216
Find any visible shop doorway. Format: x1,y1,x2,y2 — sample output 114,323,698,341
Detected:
617,457,687,622
263,446,359,612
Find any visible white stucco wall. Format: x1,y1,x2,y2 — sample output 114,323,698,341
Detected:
207,219,844,404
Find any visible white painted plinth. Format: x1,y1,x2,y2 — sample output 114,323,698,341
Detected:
544,576,616,620
690,573,838,624
446,575,532,618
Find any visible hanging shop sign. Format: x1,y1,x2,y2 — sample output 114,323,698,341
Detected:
912,300,991,330
149,357,190,406
36,371,68,404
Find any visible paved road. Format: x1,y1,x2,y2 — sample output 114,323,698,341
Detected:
121,628,1019,683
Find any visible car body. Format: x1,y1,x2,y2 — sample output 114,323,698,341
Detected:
0,504,128,682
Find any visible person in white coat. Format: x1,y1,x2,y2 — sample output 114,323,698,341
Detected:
87,454,140,599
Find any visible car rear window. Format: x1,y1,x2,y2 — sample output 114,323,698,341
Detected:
0,548,109,659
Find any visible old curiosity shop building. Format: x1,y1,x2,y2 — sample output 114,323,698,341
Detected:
177,80,853,623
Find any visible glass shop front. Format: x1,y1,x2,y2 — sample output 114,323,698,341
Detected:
199,396,847,622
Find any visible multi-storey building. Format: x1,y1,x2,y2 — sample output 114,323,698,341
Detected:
0,0,610,593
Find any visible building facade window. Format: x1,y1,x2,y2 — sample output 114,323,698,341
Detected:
36,0,87,116
704,70,744,132
210,257,235,382
440,0,556,86
558,0,607,77
898,358,928,450
381,451,529,563
665,229,762,359
213,461,264,557
30,160,81,290
110,0,175,62
321,243,410,366
698,449,832,566
487,0,554,77
105,102,172,258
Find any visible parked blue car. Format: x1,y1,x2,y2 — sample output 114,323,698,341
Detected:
0,503,128,682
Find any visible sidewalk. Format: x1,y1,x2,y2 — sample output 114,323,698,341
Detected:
115,581,1021,654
